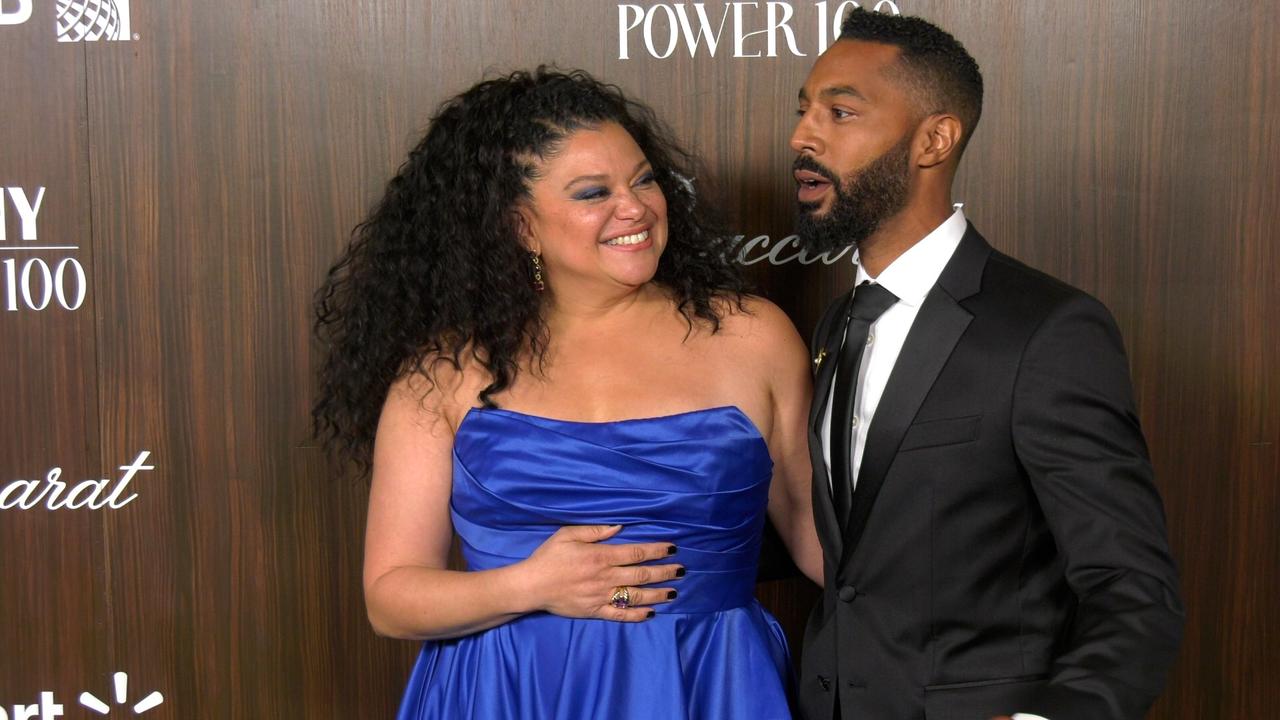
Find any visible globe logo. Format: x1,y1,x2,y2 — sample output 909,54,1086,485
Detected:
56,0,131,42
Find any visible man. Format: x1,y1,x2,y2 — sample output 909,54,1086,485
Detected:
792,10,1183,720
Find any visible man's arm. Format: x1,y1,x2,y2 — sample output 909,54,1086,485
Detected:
1010,293,1184,720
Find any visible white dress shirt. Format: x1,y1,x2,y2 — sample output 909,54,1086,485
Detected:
820,208,966,486
817,209,1050,720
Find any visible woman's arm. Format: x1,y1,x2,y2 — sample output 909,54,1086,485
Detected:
766,339,824,585
362,373,681,641
741,299,824,586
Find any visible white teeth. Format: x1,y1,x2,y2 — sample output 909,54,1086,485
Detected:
605,230,649,246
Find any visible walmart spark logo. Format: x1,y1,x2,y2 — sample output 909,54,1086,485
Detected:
78,672,164,715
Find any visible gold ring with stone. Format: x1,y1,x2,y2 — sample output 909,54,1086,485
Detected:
609,586,632,609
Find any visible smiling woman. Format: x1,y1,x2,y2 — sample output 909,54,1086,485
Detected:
311,68,824,719
313,69,745,455
516,122,669,293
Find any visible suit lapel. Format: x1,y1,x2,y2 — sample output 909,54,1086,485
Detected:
841,225,992,564
810,290,852,436
809,290,853,561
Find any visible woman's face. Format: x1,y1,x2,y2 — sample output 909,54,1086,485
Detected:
520,121,668,295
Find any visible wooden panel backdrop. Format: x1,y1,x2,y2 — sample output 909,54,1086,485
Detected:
1,1,1275,717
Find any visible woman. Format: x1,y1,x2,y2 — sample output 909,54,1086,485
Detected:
314,68,821,719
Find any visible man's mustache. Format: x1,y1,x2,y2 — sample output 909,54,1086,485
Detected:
792,155,838,184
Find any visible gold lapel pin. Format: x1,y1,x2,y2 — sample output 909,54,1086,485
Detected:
813,349,828,369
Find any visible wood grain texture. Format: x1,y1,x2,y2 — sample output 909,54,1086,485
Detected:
79,1,449,715
0,6,106,703
1,0,1276,717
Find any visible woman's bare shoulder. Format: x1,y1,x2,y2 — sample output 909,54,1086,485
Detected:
705,294,809,374
385,347,492,431
713,295,803,344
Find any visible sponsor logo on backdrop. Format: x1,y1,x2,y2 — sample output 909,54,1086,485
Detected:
78,672,165,716
2,672,164,719
56,0,131,42
1,186,88,312
729,204,964,266
617,1,900,60
0,0,135,41
0,0,34,25
0,451,154,511
0,693,62,720
732,232,854,266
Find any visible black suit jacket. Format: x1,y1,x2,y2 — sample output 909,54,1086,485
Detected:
799,225,1183,720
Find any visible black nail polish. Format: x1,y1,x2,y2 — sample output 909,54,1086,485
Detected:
667,590,677,599
675,567,686,578
646,610,656,618
667,545,677,555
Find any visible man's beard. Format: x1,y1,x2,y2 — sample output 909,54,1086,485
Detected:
794,135,912,255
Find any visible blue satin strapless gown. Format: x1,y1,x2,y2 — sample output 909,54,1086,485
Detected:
395,405,792,719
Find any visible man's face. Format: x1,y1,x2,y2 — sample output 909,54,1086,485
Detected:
790,40,919,252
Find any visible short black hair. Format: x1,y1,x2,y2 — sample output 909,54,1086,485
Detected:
840,9,983,152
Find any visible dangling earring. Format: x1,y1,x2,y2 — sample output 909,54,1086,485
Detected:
530,253,545,292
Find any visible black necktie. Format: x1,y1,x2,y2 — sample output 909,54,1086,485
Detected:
830,281,898,531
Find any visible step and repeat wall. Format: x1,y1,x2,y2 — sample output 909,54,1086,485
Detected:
2,1,1276,717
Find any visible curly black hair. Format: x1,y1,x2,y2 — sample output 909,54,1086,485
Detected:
313,67,746,473
840,9,984,152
